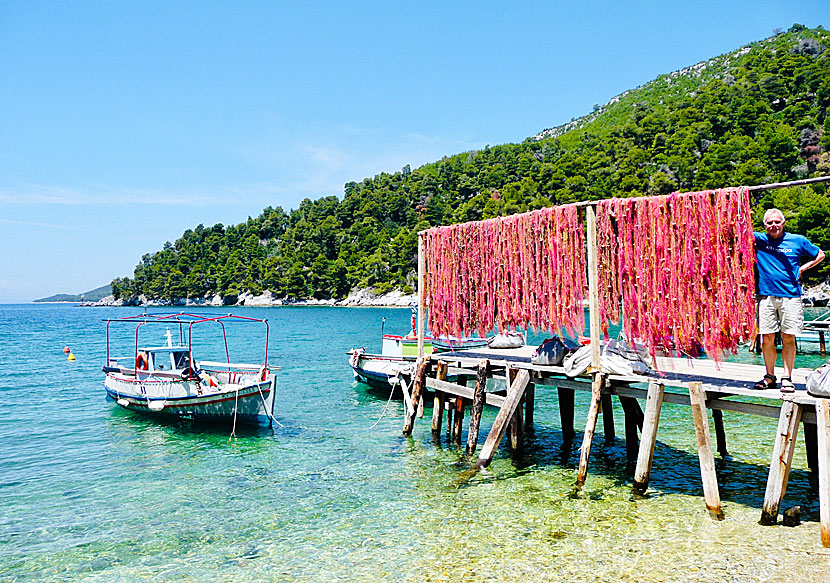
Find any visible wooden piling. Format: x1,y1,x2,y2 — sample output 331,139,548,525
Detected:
620,396,641,464
431,362,448,434
601,393,615,442
804,419,818,473
632,381,665,494
819,330,826,356
475,368,530,469
402,357,430,437
576,373,605,489
466,360,489,456
760,399,803,525
558,387,576,440
524,382,535,431
814,398,830,547
453,394,465,444
688,382,724,520
712,409,728,457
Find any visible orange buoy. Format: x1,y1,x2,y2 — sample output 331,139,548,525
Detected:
63,346,70,353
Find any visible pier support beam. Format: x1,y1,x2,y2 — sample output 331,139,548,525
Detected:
558,387,575,440
619,396,644,464
814,398,830,547
402,357,430,437
524,382,535,431
689,382,724,520
711,409,728,457
452,394,465,444
475,368,530,469
760,399,803,525
466,360,489,456
601,393,615,442
431,362,448,434
632,381,665,494
804,420,818,474
576,373,605,489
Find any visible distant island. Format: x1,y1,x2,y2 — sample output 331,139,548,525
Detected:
34,284,112,303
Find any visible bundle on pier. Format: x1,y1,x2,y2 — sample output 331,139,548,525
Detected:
597,187,756,359
422,205,586,338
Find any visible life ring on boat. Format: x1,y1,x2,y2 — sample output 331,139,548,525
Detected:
135,353,149,370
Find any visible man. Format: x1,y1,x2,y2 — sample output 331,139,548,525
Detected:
754,208,825,392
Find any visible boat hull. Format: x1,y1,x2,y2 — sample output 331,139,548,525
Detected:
349,352,414,390
104,374,276,423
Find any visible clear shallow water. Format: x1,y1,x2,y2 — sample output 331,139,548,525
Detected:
1,304,829,583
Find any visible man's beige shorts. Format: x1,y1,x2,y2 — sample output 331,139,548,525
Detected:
758,295,804,336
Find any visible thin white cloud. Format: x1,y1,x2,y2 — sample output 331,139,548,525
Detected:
0,217,82,231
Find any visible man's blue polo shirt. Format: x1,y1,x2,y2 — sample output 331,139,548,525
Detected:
755,232,820,297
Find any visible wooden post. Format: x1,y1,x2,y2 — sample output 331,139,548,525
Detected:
601,393,615,442
576,373,605,489
475,369,530,469
466,360,489,456
632,381,665,494
711,409,728,457
508,368,524,452
619,396,640,464
804,419,818,473
402,357,430,437
431,361,448,434
417,233,425,359
814,398,830,547
819,330,826,356
558,387,576,440
760,399,803,525
524,382,535,431
688,382,724,520
446,398,454,437
452,394,465,444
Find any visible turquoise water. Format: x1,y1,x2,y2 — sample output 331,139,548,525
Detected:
2,304,830,582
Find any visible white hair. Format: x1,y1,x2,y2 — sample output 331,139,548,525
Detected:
763,208,785,224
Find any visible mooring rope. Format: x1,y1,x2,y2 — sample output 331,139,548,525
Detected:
370,373,411,429
256,376,284,428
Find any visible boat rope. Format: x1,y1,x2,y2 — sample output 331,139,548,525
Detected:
370,373,411,429
230,386,240,438
256,377,283,428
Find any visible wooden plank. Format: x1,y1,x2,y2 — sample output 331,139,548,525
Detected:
760,399,803,525
576,373,605,489
689,381,724,520
558,386,576,440
431,362,448,433
712,409,728,457
402,357,430,437
815,399,830,547
601,393,615,442
426,377,505,407
475,369,531,469
632,381,665,494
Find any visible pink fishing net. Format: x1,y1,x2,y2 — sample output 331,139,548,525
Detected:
422,204,586,338
597,187,756,360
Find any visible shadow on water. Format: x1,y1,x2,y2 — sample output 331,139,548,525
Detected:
402,404,822,520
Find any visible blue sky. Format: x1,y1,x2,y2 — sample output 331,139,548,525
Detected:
0,1,826,302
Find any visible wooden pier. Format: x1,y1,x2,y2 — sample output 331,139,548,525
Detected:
400,346,830,547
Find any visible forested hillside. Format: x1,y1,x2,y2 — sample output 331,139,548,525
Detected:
112,25,830,303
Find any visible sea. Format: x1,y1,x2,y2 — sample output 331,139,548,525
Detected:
1,303,829,582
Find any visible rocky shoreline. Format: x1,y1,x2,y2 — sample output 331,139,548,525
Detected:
83,287,417,308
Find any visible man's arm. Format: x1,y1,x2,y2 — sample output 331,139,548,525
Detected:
800,248,826,280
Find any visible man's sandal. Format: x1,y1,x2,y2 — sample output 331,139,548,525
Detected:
753,374,777,390
780,377,796,393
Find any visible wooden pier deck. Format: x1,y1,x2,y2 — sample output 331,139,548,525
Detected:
400,346,830,547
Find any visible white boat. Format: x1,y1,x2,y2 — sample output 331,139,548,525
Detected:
103,313,278,425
